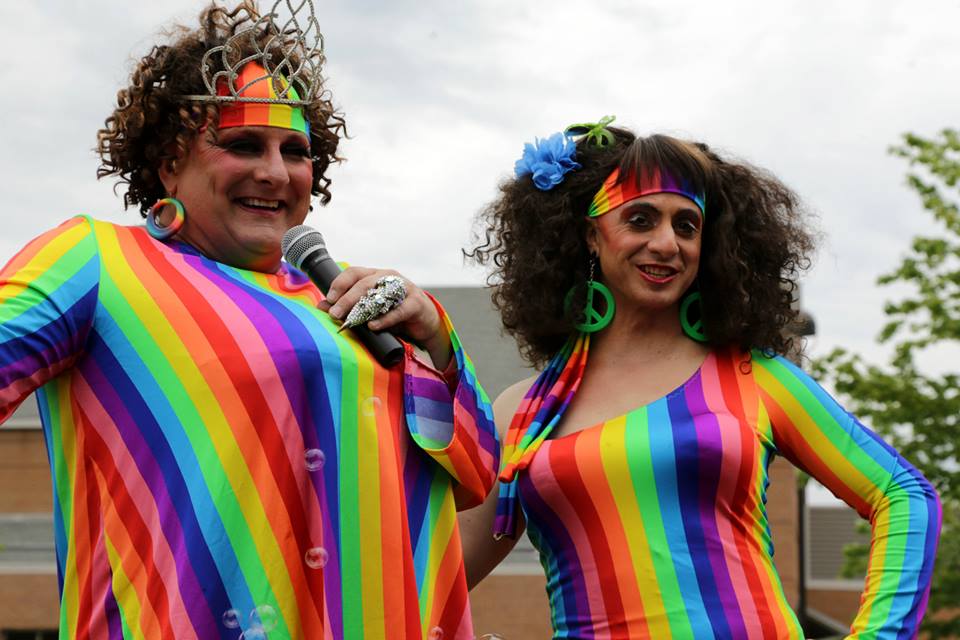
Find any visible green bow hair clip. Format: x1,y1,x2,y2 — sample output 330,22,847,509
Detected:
564,115,617,147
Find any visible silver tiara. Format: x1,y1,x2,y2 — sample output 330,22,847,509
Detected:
181,0,323,106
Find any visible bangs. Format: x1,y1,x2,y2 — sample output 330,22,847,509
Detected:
619,134,712,201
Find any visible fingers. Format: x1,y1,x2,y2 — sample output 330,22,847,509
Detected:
367,296,417,331
325,266,378,305
369,292,440,344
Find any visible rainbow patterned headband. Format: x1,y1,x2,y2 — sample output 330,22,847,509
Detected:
588,166,706,217
216,62,310,136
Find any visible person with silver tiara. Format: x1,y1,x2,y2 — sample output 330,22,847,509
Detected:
0,2,498,638
460,118,940,639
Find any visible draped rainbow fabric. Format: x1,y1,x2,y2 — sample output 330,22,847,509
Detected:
494,333,589,537
0,216,499,640
499,345,940,639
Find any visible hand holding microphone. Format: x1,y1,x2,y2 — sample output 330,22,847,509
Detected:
282,226,451,369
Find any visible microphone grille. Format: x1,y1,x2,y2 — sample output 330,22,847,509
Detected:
282,225,325,269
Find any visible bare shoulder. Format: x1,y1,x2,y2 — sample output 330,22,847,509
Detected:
492,375,538,439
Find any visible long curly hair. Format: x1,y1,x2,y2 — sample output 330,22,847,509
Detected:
96,1,346,214
467,126,816,368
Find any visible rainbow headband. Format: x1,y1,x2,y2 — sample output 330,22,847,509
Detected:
216,62,310,136
587,166,706,217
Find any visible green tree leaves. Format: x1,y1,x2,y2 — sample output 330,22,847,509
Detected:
814,128,960,637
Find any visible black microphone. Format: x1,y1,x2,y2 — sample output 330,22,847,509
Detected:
282,225,405,367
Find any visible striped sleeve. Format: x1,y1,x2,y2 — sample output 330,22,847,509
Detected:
752,351,941,639
1,217,99,424
402,294,499,509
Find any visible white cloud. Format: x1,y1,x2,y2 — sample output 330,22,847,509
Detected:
2,0,958,371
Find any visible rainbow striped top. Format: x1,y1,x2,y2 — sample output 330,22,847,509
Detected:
0,217,499,639
512,348,939,639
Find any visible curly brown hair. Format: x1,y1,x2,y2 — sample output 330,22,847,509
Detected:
467,126,816,368
96,1,346,215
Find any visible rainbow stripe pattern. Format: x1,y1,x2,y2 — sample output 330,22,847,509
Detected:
0,217,498,639
217,62,310,135
498,344,940,638
495,333,589,537
587,166,706,218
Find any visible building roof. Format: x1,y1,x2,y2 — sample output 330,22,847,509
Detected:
430,286,535,399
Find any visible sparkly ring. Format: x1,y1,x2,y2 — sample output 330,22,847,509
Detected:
338,275,408,332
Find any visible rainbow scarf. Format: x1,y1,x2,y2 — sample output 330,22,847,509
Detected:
494,332,590,538
588,166,705,217
217,62,310,136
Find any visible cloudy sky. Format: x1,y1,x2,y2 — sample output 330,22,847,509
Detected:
2,0,959,376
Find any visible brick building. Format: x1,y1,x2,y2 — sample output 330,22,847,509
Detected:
0,401,58,639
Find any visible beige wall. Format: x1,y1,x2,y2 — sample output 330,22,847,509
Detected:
0,429,52,512
806,590,861,630
0,429,59,631
0,575,60,630
767,456,800,609
471,575,552,639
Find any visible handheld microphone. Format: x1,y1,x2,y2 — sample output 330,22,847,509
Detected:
282,225,405,367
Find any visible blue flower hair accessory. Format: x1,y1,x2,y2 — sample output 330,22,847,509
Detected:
514,131,581,191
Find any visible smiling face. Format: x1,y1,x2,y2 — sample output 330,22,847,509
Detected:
587,191,703,315
158,125,314,272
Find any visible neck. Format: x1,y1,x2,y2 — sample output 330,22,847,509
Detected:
589,302,701,367
178,232,282,274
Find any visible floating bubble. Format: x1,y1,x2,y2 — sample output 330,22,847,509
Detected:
304,448,326,471
305,546,329,569
240,630,267,640
249,604,278,632
222,609,241,628
361,396,383,417
428,626,444,639
478,634,506,640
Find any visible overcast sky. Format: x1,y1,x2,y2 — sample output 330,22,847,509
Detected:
2,0,959,378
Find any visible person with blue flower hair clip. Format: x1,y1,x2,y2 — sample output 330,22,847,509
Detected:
460,118,940,639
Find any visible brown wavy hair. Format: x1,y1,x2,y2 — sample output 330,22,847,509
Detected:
467,126,816,368
96,1,346,214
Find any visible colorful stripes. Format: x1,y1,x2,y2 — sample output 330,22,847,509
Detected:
587,166,706,218
495,333,589,538
504,345,939,638
0,217,498,639
217,61,310,135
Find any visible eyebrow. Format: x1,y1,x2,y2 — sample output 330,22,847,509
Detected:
216,130,311,151
624,201,701,218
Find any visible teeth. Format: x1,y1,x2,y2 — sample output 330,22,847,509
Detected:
240,198,280,209
641,266,674,277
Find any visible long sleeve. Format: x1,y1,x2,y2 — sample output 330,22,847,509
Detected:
752,352,941,639
0,217,99,424
402,294,499,509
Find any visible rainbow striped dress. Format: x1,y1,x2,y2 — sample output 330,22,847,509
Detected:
499,339,940,639
0,217,499,639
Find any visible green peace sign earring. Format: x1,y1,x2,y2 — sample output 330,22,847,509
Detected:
564,255,615,333
680,291,708,343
